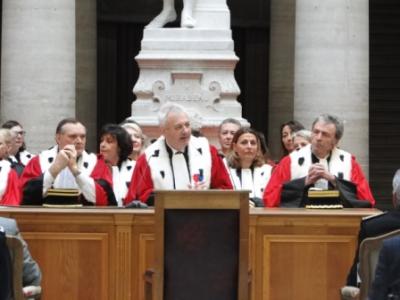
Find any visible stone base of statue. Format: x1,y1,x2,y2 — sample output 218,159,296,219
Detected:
131,24,249,144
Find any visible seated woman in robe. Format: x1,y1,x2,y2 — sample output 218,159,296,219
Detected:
225,128,273,207
121,120,146,161
99,124,134,207
0,129,20,205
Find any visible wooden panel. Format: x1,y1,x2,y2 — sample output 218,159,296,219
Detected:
24,232,109,300
251,208,380,300
114,214,133,300
262,235,354,300
130,213,154,300
137,233,154,300
249,223,256,300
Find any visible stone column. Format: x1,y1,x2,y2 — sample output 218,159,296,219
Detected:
1,0,75,153
268,0,296,159
76,0,97,152
294,0,369,173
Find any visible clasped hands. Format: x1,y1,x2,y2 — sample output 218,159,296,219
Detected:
49,144,80,178
305,163,336,186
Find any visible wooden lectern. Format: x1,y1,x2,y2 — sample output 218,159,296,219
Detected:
145,190,249,300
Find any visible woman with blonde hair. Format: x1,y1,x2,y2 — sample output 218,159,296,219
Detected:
120,120,146,161
0,129,21,205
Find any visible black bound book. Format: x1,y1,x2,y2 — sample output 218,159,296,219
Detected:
43,188,83,207
306,189,343,209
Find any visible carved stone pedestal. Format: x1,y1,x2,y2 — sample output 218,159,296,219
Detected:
131,27,249,144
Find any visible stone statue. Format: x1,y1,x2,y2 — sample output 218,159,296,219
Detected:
146,0,197,29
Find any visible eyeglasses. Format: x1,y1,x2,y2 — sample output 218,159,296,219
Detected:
12,131,26,136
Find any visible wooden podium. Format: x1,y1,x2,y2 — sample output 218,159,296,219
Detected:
150,190,249,300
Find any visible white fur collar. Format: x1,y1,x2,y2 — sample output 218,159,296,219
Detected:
0,160,12,199
145,136,212,190
112,159,136,206
228,164,272,198
290,144,352,180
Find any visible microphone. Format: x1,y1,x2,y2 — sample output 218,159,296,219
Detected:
125,200,148,209
124,149,159,208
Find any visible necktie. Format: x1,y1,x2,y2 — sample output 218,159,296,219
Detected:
314,158,329,190
172,152,190,189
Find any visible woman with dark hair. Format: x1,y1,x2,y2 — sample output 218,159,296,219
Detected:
1,120,34,167
255,131,275,167
280,120,304,156
226,128,273,207
99,124,134,206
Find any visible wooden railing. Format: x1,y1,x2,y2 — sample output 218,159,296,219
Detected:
0,207,379,300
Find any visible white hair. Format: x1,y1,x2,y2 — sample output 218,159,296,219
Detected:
121,122,143,135
158,102,189,127
0,128,12,144
292,129,312,142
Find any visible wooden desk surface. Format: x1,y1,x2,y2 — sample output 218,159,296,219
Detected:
0,206,380,300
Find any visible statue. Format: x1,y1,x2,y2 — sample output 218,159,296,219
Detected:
146,0,198,29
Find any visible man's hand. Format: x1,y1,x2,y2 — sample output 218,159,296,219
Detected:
64,145,80,176
188,181,207,190
48,147,71,178
305,163,335,186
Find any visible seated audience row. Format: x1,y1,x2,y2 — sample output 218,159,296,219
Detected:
0,102,375,209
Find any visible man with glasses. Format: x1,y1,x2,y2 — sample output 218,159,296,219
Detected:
2,120,34,175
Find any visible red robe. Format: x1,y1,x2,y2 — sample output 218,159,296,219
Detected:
20,153,114,206
0,162,21,206
124,137,233,204
263,148,375,207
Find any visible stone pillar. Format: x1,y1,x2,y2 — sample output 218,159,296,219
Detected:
268,0,296,159
76,0,97,152
294,0,369,173
1,0,75,153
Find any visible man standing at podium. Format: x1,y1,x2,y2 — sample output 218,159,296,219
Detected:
124,102,232,205
263,114,375,207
